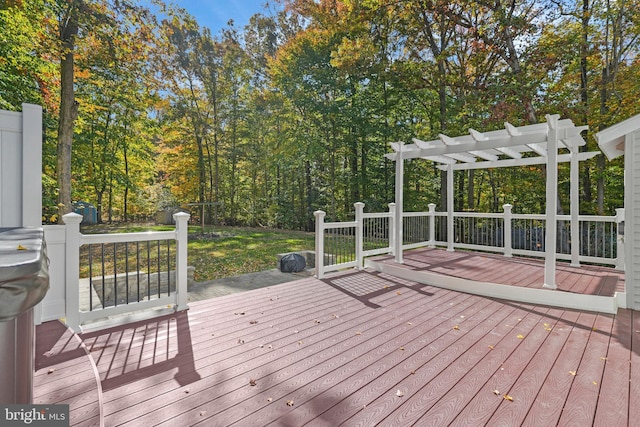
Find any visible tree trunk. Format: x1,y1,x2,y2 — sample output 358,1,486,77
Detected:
56,3,80,222
467,170,475,211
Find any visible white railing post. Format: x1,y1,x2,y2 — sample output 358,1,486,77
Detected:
354,202,365,269
173,211,190,311
615,208,625,271
428,203,436,247
314,210,326,279
388,203,396,255
62,212,83,332
503,204,513,257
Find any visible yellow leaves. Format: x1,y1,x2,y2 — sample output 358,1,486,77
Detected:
453,325,459,330
488,345,494,350
517,334,525,339
355,331,362,335
569,370,576,376
503,394,514,401
16,245,27,250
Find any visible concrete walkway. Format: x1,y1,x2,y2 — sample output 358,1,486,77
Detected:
187,268,314,302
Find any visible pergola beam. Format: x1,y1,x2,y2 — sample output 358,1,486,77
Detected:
395,133,549,160
435,151,599,170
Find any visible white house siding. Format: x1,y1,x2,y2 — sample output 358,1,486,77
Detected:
628,130,640,309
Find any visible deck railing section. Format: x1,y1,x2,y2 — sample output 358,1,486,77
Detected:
63,211,190,332
314,203,624,278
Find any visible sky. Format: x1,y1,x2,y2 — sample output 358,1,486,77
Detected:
176,1,278,35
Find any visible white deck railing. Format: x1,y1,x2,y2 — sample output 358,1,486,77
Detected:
314,203,624,278
63,211,190,332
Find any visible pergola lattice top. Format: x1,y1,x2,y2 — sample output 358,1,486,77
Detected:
386,114,600,290
386,115,597,169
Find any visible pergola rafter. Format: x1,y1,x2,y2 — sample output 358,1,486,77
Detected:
388,114,599,290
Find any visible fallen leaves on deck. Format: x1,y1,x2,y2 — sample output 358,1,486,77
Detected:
517,334,525,339
493,390,500,396
234,312,245,315
569,370,577,376
453,325,459,330
286,400,294,406
396,389,405,397
503,394,513,401
249,378,257,386
249,320,258,324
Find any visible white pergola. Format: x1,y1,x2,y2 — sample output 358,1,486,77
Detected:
386,114,600,289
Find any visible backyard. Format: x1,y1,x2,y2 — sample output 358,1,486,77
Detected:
80,223,316,283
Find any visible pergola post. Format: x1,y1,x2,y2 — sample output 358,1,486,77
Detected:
394,142,404,263
543,115,559,289
447,164,454,252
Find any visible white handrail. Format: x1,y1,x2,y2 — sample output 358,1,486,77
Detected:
63,212,190,332
314,202,624,278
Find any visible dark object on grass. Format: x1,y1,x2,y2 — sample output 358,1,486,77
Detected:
280,253,306,273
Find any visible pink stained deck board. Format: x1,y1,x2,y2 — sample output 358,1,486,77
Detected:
33,249,636,427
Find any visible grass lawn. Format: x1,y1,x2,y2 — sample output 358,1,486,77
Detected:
81,223,316,282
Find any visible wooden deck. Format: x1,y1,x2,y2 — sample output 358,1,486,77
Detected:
34,251,638,426
367,248,625,313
